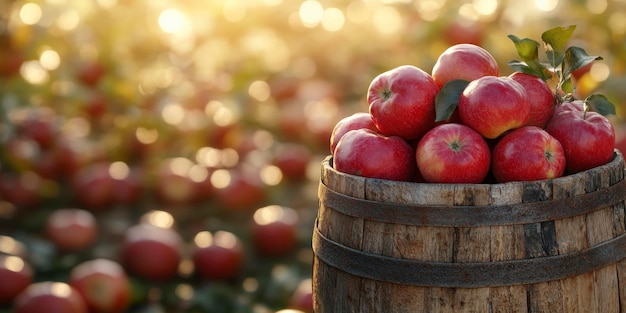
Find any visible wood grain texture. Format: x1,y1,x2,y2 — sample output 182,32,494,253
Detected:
313,152,626,313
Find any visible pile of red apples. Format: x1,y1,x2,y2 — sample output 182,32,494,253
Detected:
330,28,616,184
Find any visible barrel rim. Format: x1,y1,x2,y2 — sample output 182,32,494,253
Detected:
320,150,625,226
323,149,624,191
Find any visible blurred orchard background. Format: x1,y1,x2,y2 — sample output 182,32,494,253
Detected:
1,0,626,312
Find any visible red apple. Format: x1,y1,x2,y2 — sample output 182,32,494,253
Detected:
509,72,556,128
367,65,439,140
120,223,182,281
492,126,566,182
111,164,144,206
442,20,485,46
0,255,33,304
213,168,267,211
0,171,43,210
615,122,626,155
0,49,24,77
329,112,379,155
71,162,117,211
416,123,490,183
431,43,499,88
272,143,312,181
77,62,106,87
333,128,416,181
13,282,87,313
252,205,299,257
15,107,59,150
192,230,245,281
546,100,615,173
68,259,131,313
45,208,98,252
458,76,529,139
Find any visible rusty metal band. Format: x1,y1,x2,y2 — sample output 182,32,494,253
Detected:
318,178,626,227
312,222,626,288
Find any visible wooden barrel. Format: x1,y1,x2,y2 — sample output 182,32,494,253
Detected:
312,150,626,312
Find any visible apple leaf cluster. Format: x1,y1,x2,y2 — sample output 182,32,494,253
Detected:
508,25,615,116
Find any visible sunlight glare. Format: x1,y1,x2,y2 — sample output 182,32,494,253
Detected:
372,6,403,35
56,9,80,31
20,61,49,85
210,169,231,189
249,80,271,102
159,9,189,34
136,127,159,144
299,0,324,27
473,0,498,16
416,0,446,21
188,164,209,183
2,255,26,273
535,0,558,11
321,8,345,32
162,102,186,125
20,3,42,25
586,0,607,14
260,165,283,186
194,231,213,248
141,210,175,229
222,1,247,22
109,161,130,180
40,49,61,71
50,283,73,298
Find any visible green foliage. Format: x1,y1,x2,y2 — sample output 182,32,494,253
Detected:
508,25,616,116
434,80,469,122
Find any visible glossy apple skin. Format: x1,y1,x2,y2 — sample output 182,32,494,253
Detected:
192,231,245,281
329,112,379,155
546,101,615,173
492,126,566,183
0,255,33,304
120,224,182,281
431,43,499,88
45,208,98,252
509,72,556,128
458,76,530,139
68,259,131,313
416,123,490,183
367,65,439,141
333,128,416,181
13,282,87,313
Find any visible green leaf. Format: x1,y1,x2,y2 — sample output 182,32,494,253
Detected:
563,46,603,78
508,60,534,75
585,94,616,116
508,35,540,62
434,80,469,122
508,60,552,81
560,77,574,95
541,25,576,68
